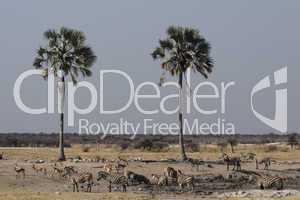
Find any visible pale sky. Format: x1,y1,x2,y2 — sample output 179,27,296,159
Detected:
0,0,299,134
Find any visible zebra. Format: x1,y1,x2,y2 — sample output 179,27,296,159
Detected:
164,167,177,179
70,172,93,192
97,171,127,192
151,174,168,188
256,158,271,170
124,170,150,185
176,170,194,191
61,166,78,178
239,170,283,190
220,153,241,171
188,158,204,171
14,164,25,179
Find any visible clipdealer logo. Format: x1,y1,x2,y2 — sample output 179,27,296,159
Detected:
13,66,288,136
251,67,287,133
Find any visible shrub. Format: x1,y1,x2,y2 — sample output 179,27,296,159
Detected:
134,139,153,150
287,134,298,150
119,142,130,150
151,142,169,152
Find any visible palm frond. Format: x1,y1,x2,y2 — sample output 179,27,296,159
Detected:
151,25,214,79
151,47,165,59
34,27,97,81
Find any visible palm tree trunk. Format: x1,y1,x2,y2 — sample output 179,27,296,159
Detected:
179,72,187,161
58,73,66,161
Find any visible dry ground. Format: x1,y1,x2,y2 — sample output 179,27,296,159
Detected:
1,144,300,200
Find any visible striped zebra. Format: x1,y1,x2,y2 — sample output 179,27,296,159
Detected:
97,171,127,192
14,164,25,179
62,166,77,178
177,170,194,191
220,153,241,171
256,158,271,170
164,167,177,179
151,174,168,187
239,170,283,190
70,172,93,192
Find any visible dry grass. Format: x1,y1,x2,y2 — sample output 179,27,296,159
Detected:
1,144,300,200
0,143,299,162
0,191,156,200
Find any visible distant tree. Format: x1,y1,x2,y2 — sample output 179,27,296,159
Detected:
151,26,214,160
260,138,271,145
287,134,298,150
134,139,153,150
33,27,97,161
227,138,238,153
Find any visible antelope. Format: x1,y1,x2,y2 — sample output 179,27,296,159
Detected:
188,158,204,171
256,158,271,170
32,164,47,175
14,164,25,179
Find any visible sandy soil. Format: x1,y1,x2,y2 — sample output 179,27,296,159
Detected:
1,146,300,199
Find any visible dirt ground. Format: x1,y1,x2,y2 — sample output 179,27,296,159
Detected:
1,146,300,200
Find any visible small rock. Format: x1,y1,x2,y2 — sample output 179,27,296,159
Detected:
55,192,61,195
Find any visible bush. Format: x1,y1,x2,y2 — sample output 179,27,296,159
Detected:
119,142,130,150
151,142,169,152
134,139,153,150
287,134,298,149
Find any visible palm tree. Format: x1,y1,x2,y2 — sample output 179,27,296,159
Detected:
33,27,97,161
151,26,214,160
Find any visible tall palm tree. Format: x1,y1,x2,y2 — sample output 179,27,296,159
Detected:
33,27,97,161
151,26,214,161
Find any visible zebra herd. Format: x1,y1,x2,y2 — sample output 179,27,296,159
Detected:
218,153,285,190
12,153,284,193
219,153,273,171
